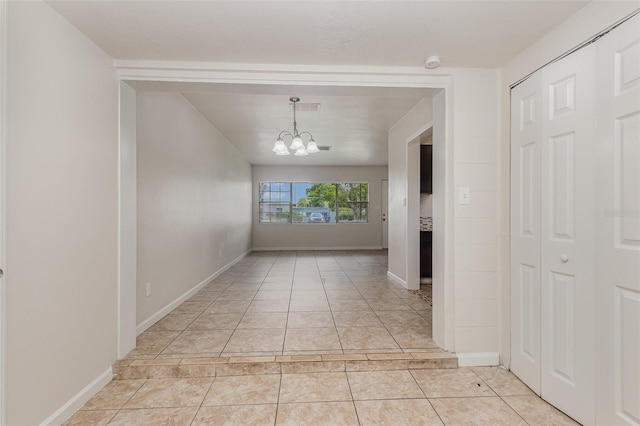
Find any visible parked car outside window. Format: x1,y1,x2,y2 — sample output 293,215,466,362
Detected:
309,213,324,223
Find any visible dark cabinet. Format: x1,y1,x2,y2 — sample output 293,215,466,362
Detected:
420,231,432,278
420,145,433,194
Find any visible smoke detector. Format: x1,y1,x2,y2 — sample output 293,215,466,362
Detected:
425,56,441,69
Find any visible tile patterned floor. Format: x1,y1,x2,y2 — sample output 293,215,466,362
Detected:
66,366,579,425
131,251,436,358
64,251,579,425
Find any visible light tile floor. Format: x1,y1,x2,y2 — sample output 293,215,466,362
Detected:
66,366,579,425
131,251,436,358
64,251,580,425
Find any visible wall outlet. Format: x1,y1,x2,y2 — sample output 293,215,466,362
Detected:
458,186,471,205
145,282,152,297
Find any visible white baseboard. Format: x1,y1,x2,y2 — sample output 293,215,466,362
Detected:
41,367,112,426
456,352,500,367
136,249,252,335
252,246,383,251
386,271,407,287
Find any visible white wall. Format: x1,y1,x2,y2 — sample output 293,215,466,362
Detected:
388,70,501,361
118,82,137,358
388,98,434,281
252,165,388,250
498,1,640,368
451,69,500,365
6,2,119,424
136,92,252,326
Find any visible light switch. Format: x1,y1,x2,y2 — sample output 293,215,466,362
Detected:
458,186,471,205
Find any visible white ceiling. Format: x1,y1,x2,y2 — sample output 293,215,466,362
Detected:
48,1,590,68
47,0,592,166
130,82,437,166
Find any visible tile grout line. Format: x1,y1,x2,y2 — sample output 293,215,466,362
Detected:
343,368,362,425
408,368,447,425
280,251,295,356
187,375,216,426
319,252,346,355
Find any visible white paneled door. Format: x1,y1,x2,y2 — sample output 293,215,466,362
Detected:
539,44,596,426
595,13,640,426
511,13,640,426
511,45,596,425
510,72,542,395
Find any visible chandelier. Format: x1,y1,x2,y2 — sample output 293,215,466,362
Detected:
272,97,319,156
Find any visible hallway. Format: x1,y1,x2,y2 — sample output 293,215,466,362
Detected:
64,251,578,425
133,250,436,358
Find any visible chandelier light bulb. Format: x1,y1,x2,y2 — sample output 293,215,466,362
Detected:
272,139,287,153
294,147,308,156
306,139,319,153
275,149,290,156
290,136,304,150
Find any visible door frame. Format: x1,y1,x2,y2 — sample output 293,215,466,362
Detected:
0,2,8,423
406,129,426,291
116,63,456,353
381,179,388,249
117,82,137,358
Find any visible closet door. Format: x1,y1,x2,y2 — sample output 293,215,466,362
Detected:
540,44,596,425
510,72,542,394
594,13,640,425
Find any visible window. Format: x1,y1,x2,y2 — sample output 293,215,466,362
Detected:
259,182,291,223
337,183,368,223
259,182,368,224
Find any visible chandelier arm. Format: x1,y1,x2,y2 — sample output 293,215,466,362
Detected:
298,131,314,140
278,131,293,140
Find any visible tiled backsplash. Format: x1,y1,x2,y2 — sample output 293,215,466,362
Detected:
420,217,433,232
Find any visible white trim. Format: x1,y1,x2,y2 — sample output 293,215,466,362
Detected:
115,59,456,361
136,249,252,335
252,246,383,251
39,367,112,426
456,352,500,367
406,131,424,291
116,60,454,87
386,270,407,287
0,2,7,424
117,82,137,358
406,122,434,147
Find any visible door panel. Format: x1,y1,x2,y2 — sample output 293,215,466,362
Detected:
595,13,640,426
540,44,596,426
511,72,542,394
549,271,575,383
617,111,640,246
548,132,575,241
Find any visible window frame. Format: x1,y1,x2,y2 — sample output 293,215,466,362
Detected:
258,181,369,225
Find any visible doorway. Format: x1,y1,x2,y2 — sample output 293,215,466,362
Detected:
381,179,388,249
117,71,456,358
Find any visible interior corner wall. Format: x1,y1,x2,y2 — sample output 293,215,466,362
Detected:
388,98,434,284
136,92,252,326
252,165,388,250
118,81,137,358
498,1,640,368
5,2,119,424
450,69,500,362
